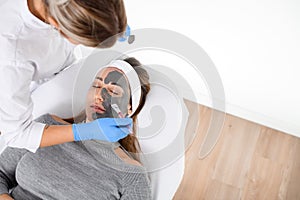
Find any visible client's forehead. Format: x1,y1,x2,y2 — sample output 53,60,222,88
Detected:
95,67,129,90
96,67,124,78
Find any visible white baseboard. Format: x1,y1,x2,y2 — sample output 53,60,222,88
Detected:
182,88,300,138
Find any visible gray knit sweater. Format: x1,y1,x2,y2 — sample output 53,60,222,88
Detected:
0,114,152,200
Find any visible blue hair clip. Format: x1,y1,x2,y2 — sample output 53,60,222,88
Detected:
118,25,131,42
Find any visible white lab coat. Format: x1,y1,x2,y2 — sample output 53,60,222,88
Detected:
0,0,76,152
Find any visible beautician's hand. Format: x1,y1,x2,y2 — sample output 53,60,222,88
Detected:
72,118,132,142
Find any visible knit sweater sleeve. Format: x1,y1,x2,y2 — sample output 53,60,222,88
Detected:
0,147,28,195
0,114,57,195
120,172,152,200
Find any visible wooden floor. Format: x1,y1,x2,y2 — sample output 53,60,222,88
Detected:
173,100,300,200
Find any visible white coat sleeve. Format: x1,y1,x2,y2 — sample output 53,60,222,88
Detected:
0,61,46,152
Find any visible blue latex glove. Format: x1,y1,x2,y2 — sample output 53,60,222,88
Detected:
72,118,132,142
118,25,131,42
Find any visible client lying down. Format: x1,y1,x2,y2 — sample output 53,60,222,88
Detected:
0,57,152,200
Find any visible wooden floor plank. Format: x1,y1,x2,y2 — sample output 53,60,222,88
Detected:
242,156,284,200
286,139,300,200
173,101,300,200
204,180,241,200
212,115,261,188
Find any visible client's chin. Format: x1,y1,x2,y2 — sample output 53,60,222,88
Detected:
92,111,114,120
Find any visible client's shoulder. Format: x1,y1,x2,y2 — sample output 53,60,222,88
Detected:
34,114,70,125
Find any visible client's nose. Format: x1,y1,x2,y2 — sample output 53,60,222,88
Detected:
95,88,104,102
95,87,110,103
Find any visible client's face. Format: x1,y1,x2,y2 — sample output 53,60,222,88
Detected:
85,67,131,122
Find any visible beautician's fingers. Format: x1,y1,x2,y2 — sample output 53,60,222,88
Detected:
72,118,132,142
106,126,131,142
110,118,133,127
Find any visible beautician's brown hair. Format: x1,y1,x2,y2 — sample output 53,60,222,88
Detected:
42,0,127,47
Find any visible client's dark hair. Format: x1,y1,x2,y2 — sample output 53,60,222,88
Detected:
119,57,150,161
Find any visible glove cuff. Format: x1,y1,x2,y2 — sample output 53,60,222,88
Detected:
72,124,81,141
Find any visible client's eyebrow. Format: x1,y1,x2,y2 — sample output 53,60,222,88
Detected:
110,82,121,87
96,76,122,87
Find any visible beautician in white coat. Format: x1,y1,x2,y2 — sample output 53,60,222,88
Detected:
0,0,132,153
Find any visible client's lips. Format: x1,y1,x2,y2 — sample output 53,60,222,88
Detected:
91,105,106,113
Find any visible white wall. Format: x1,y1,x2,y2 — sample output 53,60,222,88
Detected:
124,0,300,136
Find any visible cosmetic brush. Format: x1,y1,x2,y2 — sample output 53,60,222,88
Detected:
111,104,133,133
